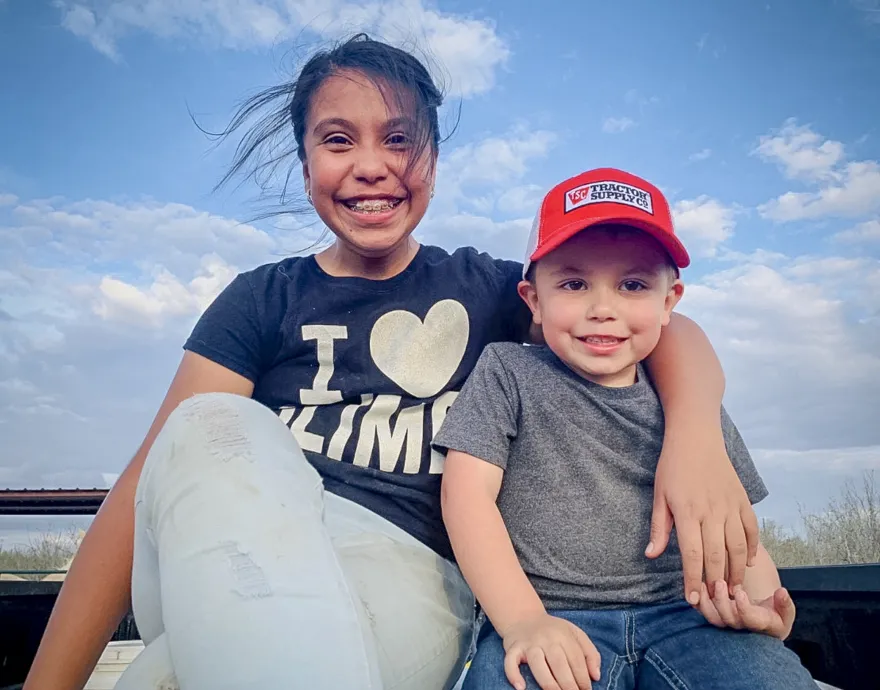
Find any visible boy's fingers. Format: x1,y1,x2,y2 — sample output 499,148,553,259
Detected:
676,518,704,606
504,647,528,690
712,580,742,628
724,517,748,594
574,630,602,682
702,519,727,596
562,637,593,690
698,583,725,627
734,589,771,633
742,505,760,568
545,645,579,690
526,647,561,690
646,493,673,559
775,587,797,634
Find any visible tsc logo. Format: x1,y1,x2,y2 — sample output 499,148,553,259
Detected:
566,185,591,208
564,181,654,215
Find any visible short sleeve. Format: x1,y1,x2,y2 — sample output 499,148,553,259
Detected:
432,345,521,469
721,406,769,505
183,273,266,382
494,258,532,344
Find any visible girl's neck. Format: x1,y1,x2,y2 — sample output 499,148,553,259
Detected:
316,236,421,280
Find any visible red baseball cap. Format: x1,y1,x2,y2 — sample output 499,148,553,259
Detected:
523,167,690,277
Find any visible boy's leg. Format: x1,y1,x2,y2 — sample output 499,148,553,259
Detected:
635,602,816,690
462,610,635,690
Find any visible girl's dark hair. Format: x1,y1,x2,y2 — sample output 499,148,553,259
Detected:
209,33,452,220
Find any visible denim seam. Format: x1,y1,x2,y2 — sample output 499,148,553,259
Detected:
644,649,689,690
606,655,624,689
623,611,639,663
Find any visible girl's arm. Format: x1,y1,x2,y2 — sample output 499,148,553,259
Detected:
24,352,254,690
644,313,759,605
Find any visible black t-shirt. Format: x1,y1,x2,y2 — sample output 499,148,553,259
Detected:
183,245,530,559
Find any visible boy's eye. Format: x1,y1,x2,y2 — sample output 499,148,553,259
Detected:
621,280,647,292
561,279,586,291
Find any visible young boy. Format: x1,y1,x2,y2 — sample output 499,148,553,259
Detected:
434,168,816,690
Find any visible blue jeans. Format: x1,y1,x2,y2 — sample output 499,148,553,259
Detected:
464,600,816,689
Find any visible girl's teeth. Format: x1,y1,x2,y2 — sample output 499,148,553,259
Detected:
585,336,621,344
348,199,398,212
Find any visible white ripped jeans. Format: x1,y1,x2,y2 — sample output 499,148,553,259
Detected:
116,393,475,690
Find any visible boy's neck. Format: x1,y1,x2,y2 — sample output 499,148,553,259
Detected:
560,359,639,388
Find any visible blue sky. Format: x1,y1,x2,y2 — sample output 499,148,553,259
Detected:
1,0,879,544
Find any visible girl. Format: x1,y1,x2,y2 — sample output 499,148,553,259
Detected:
25,34,758,690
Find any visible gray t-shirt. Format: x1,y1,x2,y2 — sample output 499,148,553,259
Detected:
433,342,768,610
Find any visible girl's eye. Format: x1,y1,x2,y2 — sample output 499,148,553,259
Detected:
561,280,586,291
386,133,410,147
324,134,352,146
621,280,647,292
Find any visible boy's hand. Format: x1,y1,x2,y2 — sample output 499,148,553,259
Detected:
647,435,759,603
501,613,601,690
698,581,796,640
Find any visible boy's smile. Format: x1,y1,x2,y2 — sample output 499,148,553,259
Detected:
519,225,684,388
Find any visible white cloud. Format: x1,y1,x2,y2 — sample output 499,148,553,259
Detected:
753,446,880,528
834,219,880,243
54,0,509,97
759,160,880,221
0,197,281,359
672,196,736,258
602,117,635,134
0,193,17,206
495,184,545,217
5,197,276,279
752,119,844,181
418,212,532,258
688,148,712,162
679,252,880,452
94,254,238,326
0,378,39,396
434,127,555,217
851,0,880,24
754,120,880,222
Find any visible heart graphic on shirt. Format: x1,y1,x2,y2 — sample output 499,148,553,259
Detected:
370,299,469,398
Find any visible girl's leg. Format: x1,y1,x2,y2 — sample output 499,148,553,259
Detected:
324,492,476,689
117,392,383,689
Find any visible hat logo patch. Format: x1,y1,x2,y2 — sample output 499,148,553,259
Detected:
564,181,654,215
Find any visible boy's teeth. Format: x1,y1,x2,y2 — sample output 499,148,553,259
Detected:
584,336,621,344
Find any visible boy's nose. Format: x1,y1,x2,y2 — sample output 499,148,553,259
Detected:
587,304,616,322
585,287,617,321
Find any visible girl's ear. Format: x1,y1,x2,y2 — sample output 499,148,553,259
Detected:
302,162,311,196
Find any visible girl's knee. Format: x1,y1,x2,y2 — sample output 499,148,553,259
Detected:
139,392,315,505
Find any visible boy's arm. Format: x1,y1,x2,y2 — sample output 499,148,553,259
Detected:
644,312,759,601
441,450,545,633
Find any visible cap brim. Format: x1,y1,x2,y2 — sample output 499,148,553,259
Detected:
529,214,691,269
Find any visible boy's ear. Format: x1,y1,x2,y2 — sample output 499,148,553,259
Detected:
662,279,685,327
517,279,542,325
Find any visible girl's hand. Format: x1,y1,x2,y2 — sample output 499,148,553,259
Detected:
647,435,759,604
501,613,601,690
698,581,796,640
